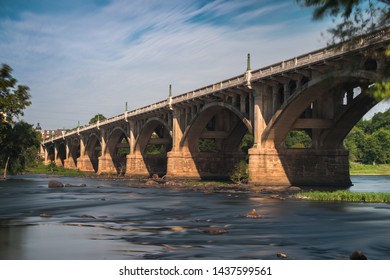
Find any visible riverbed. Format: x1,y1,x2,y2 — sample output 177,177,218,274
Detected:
0,175,389,259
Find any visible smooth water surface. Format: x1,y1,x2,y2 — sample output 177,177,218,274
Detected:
0,175,389,260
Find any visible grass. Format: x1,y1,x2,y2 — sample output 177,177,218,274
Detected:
350,163,390,175
295,190,390,203
25,163,94,177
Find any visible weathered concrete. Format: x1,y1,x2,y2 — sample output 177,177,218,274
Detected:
248,148,351,187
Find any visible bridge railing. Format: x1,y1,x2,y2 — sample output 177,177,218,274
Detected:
44,28,390,144
250,27,389,80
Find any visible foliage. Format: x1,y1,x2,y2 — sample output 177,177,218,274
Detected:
344,108,390,164
296,190,390,203
240,132,253,153
285,130,312,148
0,64,31,121
0,63,39,175
0,121,41,174
26,162,91,176
230,160,248,183
297,0,390,42
198,139,217,152
89,113,106,125
146,144,165,155
146,132,165,155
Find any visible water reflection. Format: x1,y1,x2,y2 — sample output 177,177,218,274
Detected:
0,175,389,259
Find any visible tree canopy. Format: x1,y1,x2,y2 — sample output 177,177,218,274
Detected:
0,64,40,176
344,108,390,164
0,64,31,121
297,0,390,42
89,113,106,125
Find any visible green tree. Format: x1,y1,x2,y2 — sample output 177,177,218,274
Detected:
0,64,31,121
0,121,41,174
285,130,312,148
297,0,390,42
344,108,390,164
344,126,366,161
89,113,106,125
0,64,38,177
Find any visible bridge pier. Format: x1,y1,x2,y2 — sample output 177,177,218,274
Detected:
167,151,246,180
77,155,97,172
248,148,351,187
63,158,77,169
98,155,117,175
125,153,150,177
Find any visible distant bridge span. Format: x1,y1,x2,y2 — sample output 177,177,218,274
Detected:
43,28,390,187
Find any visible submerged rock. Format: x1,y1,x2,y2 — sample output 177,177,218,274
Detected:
39,213,52,218
48,180,64,188
202,227,229,235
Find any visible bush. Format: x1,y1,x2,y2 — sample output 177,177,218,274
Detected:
230,160,248,183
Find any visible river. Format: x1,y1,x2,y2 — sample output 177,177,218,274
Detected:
0,175,389,260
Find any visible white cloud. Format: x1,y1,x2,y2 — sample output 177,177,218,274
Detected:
0,0,331,129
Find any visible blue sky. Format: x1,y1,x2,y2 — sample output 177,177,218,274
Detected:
0,0,387,129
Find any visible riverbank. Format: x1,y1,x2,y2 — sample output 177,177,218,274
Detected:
349,163,390,175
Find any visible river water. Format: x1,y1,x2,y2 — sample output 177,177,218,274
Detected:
0,175,389,260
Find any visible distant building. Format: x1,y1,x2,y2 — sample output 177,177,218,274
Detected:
35,123,65,140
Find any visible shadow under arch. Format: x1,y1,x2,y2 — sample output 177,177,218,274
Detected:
84,133,101,172
46,144,55,162
134,117,172,176
56,142,66,166
105,127,130,175
179,102,252,179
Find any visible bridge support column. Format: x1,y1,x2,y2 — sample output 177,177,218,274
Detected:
63,140,77,169
126,153,150,178
98,154,117,174
167,151,201,179
77,137,94,172
77,156,95,172
63,158,77,169
248,148,352,187
167,151,246,180
43,146,50,165
54,143,63,167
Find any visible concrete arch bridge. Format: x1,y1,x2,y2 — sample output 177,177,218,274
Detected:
43,28,390,187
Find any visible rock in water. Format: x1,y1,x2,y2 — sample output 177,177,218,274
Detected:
350,251,367,260
244,209,261,219
277,252,288,259
48,180,64,188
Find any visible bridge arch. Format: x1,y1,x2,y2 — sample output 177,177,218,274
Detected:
177,102,252,179
135,117,171,154
181,102,252,152
262,69,385,149
104,127,129,175
127,117,172,177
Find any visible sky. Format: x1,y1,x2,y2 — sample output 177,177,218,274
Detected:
1,0,388,130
